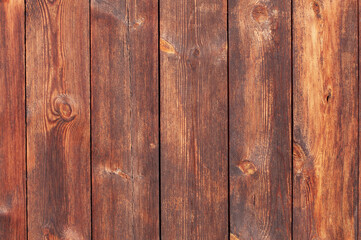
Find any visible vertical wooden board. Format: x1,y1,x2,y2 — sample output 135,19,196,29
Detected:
0,1,26,239
293,0,358,239
229,0,291,239
26,0,90,239
359,1,361,239
160,0,228,239
91,0,159,239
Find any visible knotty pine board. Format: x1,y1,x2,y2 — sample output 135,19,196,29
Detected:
91,0,159,238
26,0,91,238
293,0,358,239
229,0,292,239
160,0,228,239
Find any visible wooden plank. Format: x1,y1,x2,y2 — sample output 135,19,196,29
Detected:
26,0,90,239
293,0,358,239
91,0,159,239
229,0,292,239
0,1,26,239
160,0,228,239
359,1,361,239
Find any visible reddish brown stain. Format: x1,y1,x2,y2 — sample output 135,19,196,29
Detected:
312,1,322,18
252,4,269,23
237,160,257,175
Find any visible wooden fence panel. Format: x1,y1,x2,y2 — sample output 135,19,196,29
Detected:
293,0,358,239
91,0,159,238
160,0,228,238
0,1,26,239
26,0,91,238
229,0,292,239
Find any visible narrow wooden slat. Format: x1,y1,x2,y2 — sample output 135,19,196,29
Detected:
160,0,228,239
229,0,292,239
0,1,26,239
293,0,358,239
359,1,361,238
26,0,90,238
91,0,159,239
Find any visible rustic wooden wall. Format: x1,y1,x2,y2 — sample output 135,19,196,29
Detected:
0,0,360,239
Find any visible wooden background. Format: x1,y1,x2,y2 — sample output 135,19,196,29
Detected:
0,0,359,239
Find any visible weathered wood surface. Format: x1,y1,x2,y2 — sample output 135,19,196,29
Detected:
26,0,90,239
2,0,361,238
0,1,26,239
160,0,228,239
91,0,159,239
229,0,292,239
293,0,358,239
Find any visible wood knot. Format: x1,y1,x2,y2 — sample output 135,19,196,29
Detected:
54,95,76,122
293,142,306,174
160,38,177,55
230,233,241,240
47,0,57,4
42,227,56,239
252,4,269,23
312,1,322,18
192,48,200,57
103,167,132,181
237,160,257,175
325,89,332,102
131,17,145,31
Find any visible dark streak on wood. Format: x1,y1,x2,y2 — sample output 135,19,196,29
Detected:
229,0,292,239
26,0,90,239
0,0,26,239
91,0,159,239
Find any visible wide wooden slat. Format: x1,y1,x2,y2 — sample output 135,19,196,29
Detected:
229,0,292,239
0,1,26,239
293,0,358,239
160,0,228,239
26,0,90,238
91,0,159,239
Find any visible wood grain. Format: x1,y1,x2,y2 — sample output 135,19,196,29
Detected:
359,1,361,238
0,1,26,239
160,0,228,239
26,0,90,239
91,0,159,239
229,0,292,239
293,0,358,239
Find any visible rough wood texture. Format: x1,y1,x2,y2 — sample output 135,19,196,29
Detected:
0,1,26,239
293,0,358,239
26,0,90,239
160,0,228,239
229,0,292,239
91,0,159,239
359,1,361,238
